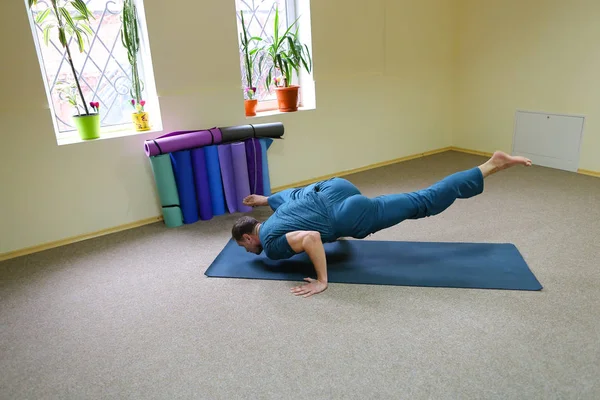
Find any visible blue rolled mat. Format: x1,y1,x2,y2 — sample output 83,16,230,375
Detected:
205,240,543,291
191,148,213,220
204,145,226,216
259,138,273,196
170,150,200,224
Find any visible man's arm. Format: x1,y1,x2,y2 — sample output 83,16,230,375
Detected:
285,231,328,297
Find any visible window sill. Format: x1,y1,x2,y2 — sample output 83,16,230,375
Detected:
247,105,316,119
56,123,163,146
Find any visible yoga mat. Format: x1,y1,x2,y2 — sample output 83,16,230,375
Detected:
162,206,184,228
149,154,180,207
205,240,543,291
144,123,282,157
220,122,284,143
191,148,213,220
170,150,200,224
204,145,226,216
231,142,253,213
245,138,263,195
259,138,273,196
217,144,238,214
144,128,222,157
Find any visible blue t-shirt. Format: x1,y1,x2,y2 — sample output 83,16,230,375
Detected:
259,191,337,260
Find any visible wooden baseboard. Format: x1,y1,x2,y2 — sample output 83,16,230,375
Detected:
3,145,597,262
272,146,452,192
450,147,600,178
0,216,163,262
449,147,494,158
578,169,600,178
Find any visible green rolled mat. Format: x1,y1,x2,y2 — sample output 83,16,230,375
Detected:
149,154,183,227
150,154,181,206
162,207,184,228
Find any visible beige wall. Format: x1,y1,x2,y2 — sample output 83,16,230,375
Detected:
455,0,600,172
0,0,456,254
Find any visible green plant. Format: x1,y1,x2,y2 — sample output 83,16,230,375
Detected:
121,0,145,112
261,6,312,92
55,80,79,111
239,10,264,100
29,0,96,116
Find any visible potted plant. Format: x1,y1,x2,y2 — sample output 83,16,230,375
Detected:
262,6,312,112
239,10,263,117
29,0,100,140
121,0,150,131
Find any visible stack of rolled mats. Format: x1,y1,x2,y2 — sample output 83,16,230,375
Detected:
145,122,283,227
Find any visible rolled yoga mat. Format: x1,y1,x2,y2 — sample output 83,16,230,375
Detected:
144,128,223,157
217,144,238,214
259,138,273,196
205,240,543,291
148,154,183,227
220,122,284,144
162,207,185,228
245,138,263,195
231,142,253,213
191,148,213,220
170,150,200,224
204,145,226,216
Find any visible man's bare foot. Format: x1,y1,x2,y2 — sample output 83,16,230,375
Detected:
243,194,269,207
479,151,532,177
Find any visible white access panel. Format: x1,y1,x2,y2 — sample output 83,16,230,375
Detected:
512,110,585,172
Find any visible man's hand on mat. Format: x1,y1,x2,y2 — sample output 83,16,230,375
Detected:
243,194,269,207
285,231,329,298
291,278,328,298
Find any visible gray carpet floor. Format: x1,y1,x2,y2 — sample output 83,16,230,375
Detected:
1,151,599,400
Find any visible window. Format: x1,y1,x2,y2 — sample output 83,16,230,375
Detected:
25,0,160,143
234,0,315,112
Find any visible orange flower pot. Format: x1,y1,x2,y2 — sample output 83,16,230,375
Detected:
244,99,258,117
275,85,299,112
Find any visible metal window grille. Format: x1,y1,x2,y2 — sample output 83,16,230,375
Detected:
235,0,297,101
27,0,150,137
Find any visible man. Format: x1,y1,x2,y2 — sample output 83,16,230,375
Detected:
231,151,532,298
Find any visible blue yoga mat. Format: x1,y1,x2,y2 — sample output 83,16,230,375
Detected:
170,150,199,224
191,148,213,220
204,145,226,216
259,138,273,196
205,240,543,291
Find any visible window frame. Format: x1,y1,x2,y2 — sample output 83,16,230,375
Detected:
236,0,311,113
24,0,161,143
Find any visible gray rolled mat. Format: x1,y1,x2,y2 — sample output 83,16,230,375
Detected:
220,122,284,144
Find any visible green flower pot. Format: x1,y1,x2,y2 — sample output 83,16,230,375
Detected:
73,113,100,140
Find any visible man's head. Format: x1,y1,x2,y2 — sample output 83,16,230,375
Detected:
232,216,263,255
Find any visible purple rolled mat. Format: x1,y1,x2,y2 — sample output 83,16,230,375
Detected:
144,128,223,157
244,138,264,195
231,142,253,213
217,144,238,213
191,148,213,220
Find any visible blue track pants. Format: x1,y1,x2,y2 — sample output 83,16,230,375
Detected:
269,167,484,239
